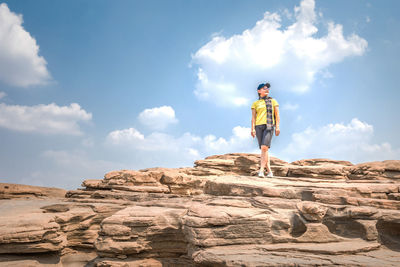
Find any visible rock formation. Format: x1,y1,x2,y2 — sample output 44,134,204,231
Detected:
1,153,400,266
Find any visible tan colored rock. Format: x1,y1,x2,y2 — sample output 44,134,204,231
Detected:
357,220,379,241
0,183,66,199
297,201,328,222
326,206,380,219
190,241,383,267
82,179,111,189
104,170,161,186
96,258,163,267
159,170,205,195
346,160,400,180
185,166,225,176
291,158,353,166
182,202,272,247
94,257,194,267
41,203,71,213
0,205,66,253
287,165,347,179
203,176,302,199
193,153,287,177
95,206,188,258
296,223,343,243
2,153,400,266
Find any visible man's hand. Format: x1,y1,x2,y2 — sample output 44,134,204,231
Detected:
275,127,280,136
251,129,256,138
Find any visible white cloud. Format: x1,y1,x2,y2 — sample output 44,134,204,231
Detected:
138,106,178,130
108,128,199,152
188,148,200,158
280,118,400,163
0,3,51,87
107,106,258,168
0,102,92,135
106,125,257,167
0,91,5,99
107,128,144,144
282,102,299,111
191,0,367,107
282,8,293,20
202,126,255,154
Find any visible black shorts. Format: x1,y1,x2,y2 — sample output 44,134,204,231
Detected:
255,124,274,149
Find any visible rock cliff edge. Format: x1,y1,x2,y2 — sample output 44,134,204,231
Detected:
1,153,400,266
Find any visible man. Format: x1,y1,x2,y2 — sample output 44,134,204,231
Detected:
251,83,280,177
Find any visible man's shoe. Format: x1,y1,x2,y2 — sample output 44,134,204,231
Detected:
258,171,265,178
266,171,274,178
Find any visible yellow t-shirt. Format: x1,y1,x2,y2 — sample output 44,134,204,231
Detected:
251,98,279,126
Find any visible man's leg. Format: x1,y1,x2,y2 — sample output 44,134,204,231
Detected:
264,129,273,176
260,145,268,172
266,148,272,173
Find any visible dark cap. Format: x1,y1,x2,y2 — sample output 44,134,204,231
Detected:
265,82,270,88
257,83,265,90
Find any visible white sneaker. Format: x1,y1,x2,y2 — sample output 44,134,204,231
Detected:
266,171,274,178
258,170,265,177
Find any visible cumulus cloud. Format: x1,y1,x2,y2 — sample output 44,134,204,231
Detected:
191,0,367,107
106,125,257,167
108,128,144,144
280,118,400,163
138,106,178,130
106,106,259,169
0,102,92,135
0,91,5,99
0,3,51,87
109,129,200,152
202,126,255,154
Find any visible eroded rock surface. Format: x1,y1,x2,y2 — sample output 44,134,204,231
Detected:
0,183,66,200
1,153,400,266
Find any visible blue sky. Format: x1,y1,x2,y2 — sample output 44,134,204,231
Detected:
1,0,399,189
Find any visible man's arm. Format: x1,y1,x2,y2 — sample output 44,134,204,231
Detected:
274,106,280,136
251,108,256,138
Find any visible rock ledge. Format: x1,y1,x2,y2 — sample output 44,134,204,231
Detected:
1,153,400,266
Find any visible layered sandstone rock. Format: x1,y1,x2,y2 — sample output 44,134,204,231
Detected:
0,183,66,199
1,153,400,266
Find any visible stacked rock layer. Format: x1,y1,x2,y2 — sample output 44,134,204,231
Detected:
1,153,400,266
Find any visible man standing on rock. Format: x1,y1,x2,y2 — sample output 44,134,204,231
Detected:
251,83,280,178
